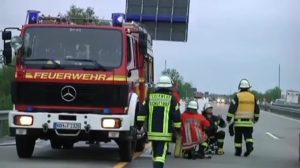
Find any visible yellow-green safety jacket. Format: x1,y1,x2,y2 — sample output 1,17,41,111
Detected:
227,91,260,127
137,89,181,141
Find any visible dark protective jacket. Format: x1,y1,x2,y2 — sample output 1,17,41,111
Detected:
204,114,226,136
137,88,181,141
227,90,260,127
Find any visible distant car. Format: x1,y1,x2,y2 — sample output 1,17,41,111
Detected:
217,98,225,104
274,98,285,105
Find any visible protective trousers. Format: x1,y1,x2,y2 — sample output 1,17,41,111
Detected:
234,127,253,156
216,130,225,149
204,130,225,150
152,141,168,168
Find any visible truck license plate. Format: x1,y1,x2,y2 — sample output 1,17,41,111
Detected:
53,122,81,130
16,129,27,135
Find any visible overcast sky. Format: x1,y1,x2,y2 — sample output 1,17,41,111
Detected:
1,0,299,94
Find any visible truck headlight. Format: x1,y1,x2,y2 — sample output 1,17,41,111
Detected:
14,115,33,126
102,118,121,128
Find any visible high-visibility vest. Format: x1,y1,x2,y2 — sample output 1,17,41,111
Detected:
147,93,173,141
234,91,255,127
235,92,255,119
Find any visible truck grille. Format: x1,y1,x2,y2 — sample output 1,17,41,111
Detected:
12,82,129,108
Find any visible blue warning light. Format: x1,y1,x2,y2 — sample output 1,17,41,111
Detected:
27,10,40,24
112,13,125,27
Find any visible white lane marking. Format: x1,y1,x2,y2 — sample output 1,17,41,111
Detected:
263,110,300,123
0,139,47,147
0,142,15,146
265,132,280,140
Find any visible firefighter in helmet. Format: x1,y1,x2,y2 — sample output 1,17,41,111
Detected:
227,79,260,157
181,100,210,159
202,103,226,155
137,75,181,168
194,92,208,114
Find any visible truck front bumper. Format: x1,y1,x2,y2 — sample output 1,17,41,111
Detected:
9,111,133,141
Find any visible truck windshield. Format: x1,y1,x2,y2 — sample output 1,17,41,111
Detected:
23,27,123,69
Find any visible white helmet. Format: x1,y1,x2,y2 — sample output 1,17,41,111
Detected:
157,76,172,88
203,103,213,112
187,100,198,110
239,79,251,89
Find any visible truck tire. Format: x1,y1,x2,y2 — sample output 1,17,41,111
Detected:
134,101,146,152
16,135,36,158
118,139,134,162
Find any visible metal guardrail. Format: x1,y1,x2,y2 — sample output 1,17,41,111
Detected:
263,104,300,119
0,111,9,121
272,103,300,109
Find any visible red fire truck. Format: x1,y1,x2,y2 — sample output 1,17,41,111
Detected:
1,11,154,161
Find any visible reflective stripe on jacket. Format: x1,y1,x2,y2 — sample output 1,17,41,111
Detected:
137,89,181,142
181,112,210,149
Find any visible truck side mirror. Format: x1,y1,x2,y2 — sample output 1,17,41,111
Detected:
139,33,147,55
2,31,13,65
3,42,12,65
2,31,12,40
11,36,23,51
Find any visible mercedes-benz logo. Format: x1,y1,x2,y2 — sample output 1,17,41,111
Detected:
61,85,77,102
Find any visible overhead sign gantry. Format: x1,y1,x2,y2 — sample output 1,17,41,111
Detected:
126,0,190,42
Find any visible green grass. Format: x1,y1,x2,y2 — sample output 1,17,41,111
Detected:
0,120,9,137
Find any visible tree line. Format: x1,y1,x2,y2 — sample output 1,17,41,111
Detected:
0,65,15,109
162,68,196,99
251,87,281,103
162,68,282,102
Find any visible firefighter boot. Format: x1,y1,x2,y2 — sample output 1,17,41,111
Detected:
183,150,192,159
216,131,225,155
217,148,224,155
205,147,213,159
244,143,254,157
187,149,197,160
153,162,164,168
197,145,205,159
235,147,242,156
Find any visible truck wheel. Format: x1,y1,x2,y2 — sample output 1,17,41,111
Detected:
50,139,62,149
119,139,134,162
16,135,36,158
